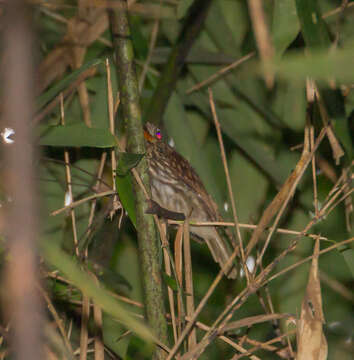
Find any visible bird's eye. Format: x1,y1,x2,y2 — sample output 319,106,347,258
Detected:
155,129,162,140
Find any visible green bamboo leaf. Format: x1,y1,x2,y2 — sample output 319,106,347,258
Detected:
162,273,178,292
116,174,137,228
116,152,145,176
272,0,300,56
37,58,103,110
177,0,194,20
342,248,354,278
266,48,354,82
295,0,330,49
39,123,118,148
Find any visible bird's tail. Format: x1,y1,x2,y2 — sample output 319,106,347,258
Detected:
192,225,238,279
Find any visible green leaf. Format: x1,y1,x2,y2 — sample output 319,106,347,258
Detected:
205,0,240,57
273,81,306,131
219,108,290,185
92,262,133,292
266,48,354,82
229,151,268,224
37,58,103,110
116,174,137,228
272,0,300,56
341,247,354,278
177,0,194,20
39,123,118,148
162,273,178,292
116,152,145,176
295,0,330,49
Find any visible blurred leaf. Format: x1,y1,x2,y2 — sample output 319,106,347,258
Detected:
162,273,178,292
177,0,194,20
91,262,132,292
114,237,143,303
295,0,330,49
229,150,268,224
341,247,354,278
37,58,103,110
39,161,66,246
205,0,240,57
130,16,149,60
89,71,114,129
219,108,290,185
295,0,352,159
70,158,100,197
219,0,248,47
42,241,155,343
116,174,137,228
272,0,300,56
116,152,144,176
267,47,354,82
102,314,132,359
39,123,118,148
273,81,306,131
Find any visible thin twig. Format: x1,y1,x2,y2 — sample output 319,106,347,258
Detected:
174,225,185,342
166,248,240,360
106,58,120,220
179,241,298,360
186,52,255,94
233,330,297,360
60,94,79,257
310,124,319,217
249,125,328,271
51,190,116,216
139,18,160,92
319,270,354,303
37,285,74,356
161,223,179,344
185,317,261,360
84,152,108,243
168,220,330,242
209,88,249,282
183,218,197,349
265,237,354,285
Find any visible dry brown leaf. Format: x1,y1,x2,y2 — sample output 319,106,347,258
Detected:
246,125,312,258
296,238,327,360
38,9,108,92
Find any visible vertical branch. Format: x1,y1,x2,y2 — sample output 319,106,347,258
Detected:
108,2,169,357
1,1,43,360
160,223,178,344
183,220,196,348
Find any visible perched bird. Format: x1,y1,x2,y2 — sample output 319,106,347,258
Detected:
144,122,237,279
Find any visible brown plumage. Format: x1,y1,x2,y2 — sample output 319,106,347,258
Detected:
144,122,237,279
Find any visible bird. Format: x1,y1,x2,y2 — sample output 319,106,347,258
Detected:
144,122,237,279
